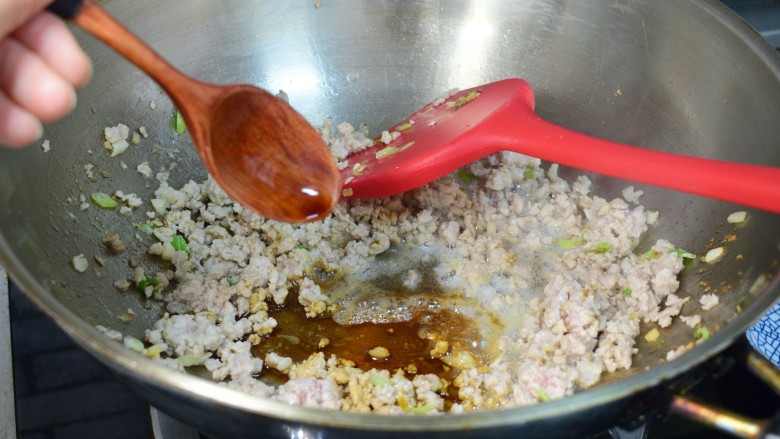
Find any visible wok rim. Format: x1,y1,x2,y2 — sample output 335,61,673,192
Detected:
3,0,780,432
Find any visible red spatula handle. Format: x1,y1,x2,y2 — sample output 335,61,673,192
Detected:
506,115,780,213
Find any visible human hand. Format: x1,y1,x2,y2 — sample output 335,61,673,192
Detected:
0,0,92,148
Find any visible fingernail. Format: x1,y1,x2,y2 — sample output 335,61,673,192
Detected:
68,89,78,113
32,121,44,142
82,61,94,87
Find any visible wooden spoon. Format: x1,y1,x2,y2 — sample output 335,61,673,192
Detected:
341,78,780,214
49,0,340,223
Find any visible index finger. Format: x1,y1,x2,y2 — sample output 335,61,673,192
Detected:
0,0,53,40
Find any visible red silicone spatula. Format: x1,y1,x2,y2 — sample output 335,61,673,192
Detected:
341,78,780,214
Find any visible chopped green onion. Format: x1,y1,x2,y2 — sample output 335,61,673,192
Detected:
376,146,399,159
123,336,145,352
588,242,613,253
179,355,208,367
351,163,367,176
668,248,696,260
395,122,413,131
456,168,477,184
294,244,308,250
537,388,550,402
171,235,189,254
136,222,155,235
91,192,118,209
669,248,697,267
694,326,710,341
375,141,415,159
119,312,135,323
397,395,436,414
446,89,481,110
524,166,536,180
144,344,163,358
226,274,238,286
137,275,158,292
622,288,633,297
173,109,186,135
641,249,662,260
403,404,436,415
369,374,391,387
557,238,586,250
278,334,301,345
644,328,660,342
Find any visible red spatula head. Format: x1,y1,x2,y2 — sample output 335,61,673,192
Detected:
340,78,780,214
340,78,536,199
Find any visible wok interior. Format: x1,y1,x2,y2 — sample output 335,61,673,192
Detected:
1,0,779,416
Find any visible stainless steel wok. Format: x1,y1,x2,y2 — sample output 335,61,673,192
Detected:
1,1,779,437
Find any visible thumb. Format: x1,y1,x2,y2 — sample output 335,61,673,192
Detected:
0,0,53,40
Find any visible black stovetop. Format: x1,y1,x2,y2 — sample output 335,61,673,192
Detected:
9,282,154,438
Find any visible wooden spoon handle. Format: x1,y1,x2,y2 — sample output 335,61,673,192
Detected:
48,0,211,108
47,0,83,19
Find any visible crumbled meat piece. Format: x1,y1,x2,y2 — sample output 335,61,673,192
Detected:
137,161,152,178
79,194,90,211
265,352,293,373
96,325,123,341
104,123,130,157
275,377,341,409
402,269,421,290
103,233,126,254
622,186,643,203
666,344,691,361
368,346,390,359
71,254,88,272
680,315,702,328
298,277,328,317
700,294,719,311
114,191,143,208
84,163,95,181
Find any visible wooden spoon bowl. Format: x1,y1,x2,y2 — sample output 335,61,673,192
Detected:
49,0,340,223
204,85,338,222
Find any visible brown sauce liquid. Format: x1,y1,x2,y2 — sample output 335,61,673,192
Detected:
251,288,499,404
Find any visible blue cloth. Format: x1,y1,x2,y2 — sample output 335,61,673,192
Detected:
747,300,780,367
